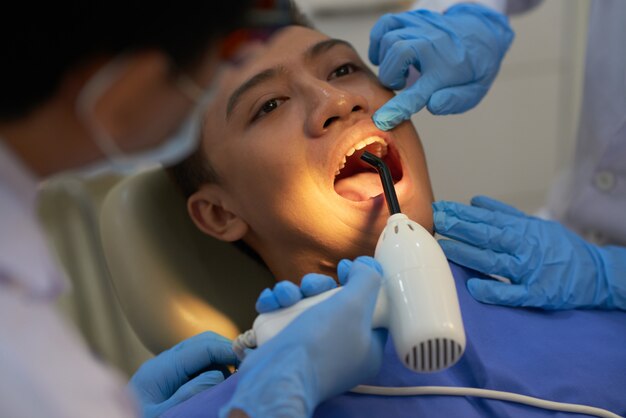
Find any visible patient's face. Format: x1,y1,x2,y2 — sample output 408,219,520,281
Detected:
192,26,434,281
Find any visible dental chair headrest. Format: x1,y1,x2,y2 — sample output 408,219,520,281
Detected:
100,168,274,354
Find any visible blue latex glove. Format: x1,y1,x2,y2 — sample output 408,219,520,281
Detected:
256,273,338,313
369,3,514,130
433,196,626,310
129,331,238,418
220,256,387,418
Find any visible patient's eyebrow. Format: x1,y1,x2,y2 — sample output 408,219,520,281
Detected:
306,38,357,60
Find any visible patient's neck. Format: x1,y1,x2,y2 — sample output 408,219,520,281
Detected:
263,245,337,284
244,234,336,283
246,231,380,285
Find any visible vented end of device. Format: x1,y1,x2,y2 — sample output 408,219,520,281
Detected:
403,338,464,372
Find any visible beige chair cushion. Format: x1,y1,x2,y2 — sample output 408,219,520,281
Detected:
38,173,153,376
100,168,274,354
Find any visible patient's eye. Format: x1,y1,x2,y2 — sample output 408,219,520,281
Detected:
328,63,358,80
252,97,288,122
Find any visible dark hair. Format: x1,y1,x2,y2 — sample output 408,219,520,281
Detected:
0,1,252,121
168,138,221,197
168,2,313,198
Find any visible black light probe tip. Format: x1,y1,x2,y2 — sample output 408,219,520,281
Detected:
360,151,401,215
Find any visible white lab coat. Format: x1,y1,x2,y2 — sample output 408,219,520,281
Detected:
416,0,626,245
0,140,137,418
545,0,626,246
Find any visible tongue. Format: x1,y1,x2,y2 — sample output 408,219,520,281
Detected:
334,171,384,201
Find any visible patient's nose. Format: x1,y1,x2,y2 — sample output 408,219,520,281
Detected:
305,84,369,137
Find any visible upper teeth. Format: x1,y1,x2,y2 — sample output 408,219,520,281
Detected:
335,136,388,175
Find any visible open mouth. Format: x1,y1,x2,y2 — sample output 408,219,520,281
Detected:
333,136,403,202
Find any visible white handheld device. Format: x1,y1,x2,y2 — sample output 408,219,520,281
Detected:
249,152,466,372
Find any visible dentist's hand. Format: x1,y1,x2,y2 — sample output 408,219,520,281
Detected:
129,332,238,418
255,273,337,313
255,256,377,312
370,3,514,130
433,196,626,310
221,256,387,418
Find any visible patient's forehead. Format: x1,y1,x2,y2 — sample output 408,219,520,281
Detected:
238,25,330,71
212,26,331,110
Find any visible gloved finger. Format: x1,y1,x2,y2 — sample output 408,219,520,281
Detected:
378,38,433,90
470,195,527,218
300,273,337,297
255,288,281,313
161,332,237,384
273,280,302,307
376,26,435,76
373,74,441,131
130,332,236,402
354,256,383,274
337,256,382,285
161,370,225,412
337,259,352,285
438,239,524,282
467,278,529,307
427,83,488,115
372,97,413,131
433,209,521,254
369,13,406,65
433,200,521,230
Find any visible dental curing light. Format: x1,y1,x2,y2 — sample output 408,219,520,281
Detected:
358,151,466,371
237,152,466,373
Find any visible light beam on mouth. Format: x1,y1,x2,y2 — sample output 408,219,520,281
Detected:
333,136,403,202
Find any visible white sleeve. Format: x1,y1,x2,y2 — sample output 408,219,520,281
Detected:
0,283,139,418
411,0,543,14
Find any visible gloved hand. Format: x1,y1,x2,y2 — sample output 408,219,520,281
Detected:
369,3,514,130
220,256,387,418
256,273,338,313
129,331,238,418
433,196,626,310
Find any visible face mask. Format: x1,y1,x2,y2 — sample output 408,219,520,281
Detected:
76,56,217,174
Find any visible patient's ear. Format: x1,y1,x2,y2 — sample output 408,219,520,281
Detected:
187,185,248,242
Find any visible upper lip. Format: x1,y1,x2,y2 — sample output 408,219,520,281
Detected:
329,118,396,181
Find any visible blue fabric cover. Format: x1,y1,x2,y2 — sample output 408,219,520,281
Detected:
164,263,626,418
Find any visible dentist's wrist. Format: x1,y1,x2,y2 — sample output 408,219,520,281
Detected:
597,245,626,310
